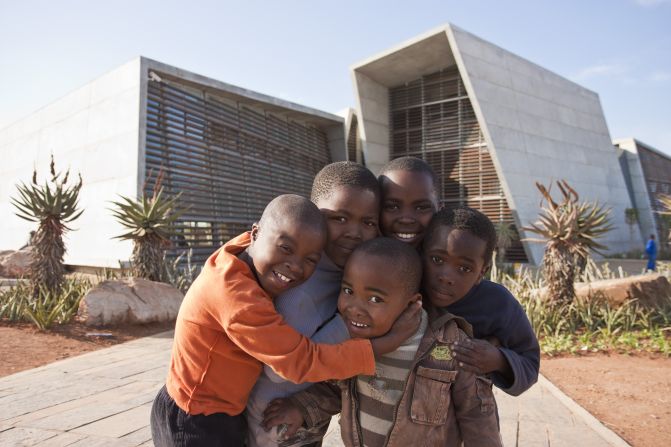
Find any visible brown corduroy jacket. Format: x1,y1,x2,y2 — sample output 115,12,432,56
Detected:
288,310,503,447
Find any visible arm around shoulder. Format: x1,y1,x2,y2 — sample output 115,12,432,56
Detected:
225,300,375,382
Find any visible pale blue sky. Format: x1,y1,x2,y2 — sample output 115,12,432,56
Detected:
1,0,670,154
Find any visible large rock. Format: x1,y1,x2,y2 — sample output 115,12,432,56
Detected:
575,273,671,307
0,249,33,278
78,277,184,326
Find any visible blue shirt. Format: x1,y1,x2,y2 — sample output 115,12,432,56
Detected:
441,279,540,396
246,253,350,446
646,239,657,257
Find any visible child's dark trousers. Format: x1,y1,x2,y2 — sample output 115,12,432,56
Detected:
150,385,247,447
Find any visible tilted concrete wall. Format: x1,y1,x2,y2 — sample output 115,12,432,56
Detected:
351,24,637,264
448,24,635,263
0,58,142,267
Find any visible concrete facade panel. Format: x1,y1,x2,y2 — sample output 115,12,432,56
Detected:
477,99,522,130
40,85,92,128
0,60,142,266
486,125,527,153
90,59,142,105
468,78,517,106
460,53,513,89
452,24,634,257
353,71,390,174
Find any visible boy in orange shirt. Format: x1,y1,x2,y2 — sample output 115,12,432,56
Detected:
150,194,420,446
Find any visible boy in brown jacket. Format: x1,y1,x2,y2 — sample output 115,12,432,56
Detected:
262,237,502,447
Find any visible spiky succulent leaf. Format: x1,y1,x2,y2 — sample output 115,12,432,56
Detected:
523,180,612,302
110,186,183,281
11,156,83,295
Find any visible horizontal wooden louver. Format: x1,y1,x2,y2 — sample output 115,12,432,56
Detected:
145,78,331,264
389,67,528,263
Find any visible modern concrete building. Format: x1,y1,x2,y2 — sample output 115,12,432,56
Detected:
614,138,671,250
1,24,663,268
351,24,640,264
0,57,346,267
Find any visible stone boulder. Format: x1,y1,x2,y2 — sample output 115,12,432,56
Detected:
78,277,184,326
0,249,33,278
575,273,671,308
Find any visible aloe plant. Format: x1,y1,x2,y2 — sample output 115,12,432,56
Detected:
11,155,83,295
111,172,182,281
524,180,613,302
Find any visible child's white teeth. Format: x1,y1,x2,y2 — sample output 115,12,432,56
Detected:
351,320,369,328
396,233,417,240
275,272,291,283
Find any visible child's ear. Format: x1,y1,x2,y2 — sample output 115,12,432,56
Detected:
250,223,260,241
479,262,492,281
408,292,422,307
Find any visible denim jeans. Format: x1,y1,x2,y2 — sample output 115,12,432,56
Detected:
151,385,247,447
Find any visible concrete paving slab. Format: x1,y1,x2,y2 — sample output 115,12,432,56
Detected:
0,330,631,446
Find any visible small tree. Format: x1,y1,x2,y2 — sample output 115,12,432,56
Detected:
523,180,613,303
110,171,182,281
11,155,83,295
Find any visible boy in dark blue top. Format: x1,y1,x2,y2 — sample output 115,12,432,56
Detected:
422,207,540,396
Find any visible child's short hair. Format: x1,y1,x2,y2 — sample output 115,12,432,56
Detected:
259,194,325,233
353,237,422,296
311,161,380,203
378,156,438,188
424,207,497,264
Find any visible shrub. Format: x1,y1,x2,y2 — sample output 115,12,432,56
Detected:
0,277,91,330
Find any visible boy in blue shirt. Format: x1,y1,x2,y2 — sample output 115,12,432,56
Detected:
422,207,540,395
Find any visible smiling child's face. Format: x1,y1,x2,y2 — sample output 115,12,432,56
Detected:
249,218,324,298
422,225,489,308
337,251,419,338
380,170,438,248
315,186,379,268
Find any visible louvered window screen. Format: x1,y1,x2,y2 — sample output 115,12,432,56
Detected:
145,77,331,264
638,145,671,250
389,67,528,262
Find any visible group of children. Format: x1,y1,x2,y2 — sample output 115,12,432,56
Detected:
150,157,541,447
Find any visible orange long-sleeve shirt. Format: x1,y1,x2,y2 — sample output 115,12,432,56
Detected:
166,232,375,416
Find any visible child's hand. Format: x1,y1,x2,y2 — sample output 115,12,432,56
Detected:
262,398,305,439
371,300,422,355
451,338,509,376
391,300,423,337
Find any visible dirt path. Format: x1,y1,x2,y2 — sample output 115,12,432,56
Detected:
0,321,174,377
542,353,671,447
